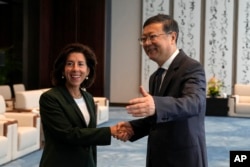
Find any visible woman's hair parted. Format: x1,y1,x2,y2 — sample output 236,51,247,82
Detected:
51,43,97,88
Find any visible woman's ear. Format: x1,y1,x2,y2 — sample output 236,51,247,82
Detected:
87,67,90,76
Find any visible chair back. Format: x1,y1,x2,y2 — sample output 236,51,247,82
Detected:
0,95,6,115
13,84,26,97
0,85,12,100
15,90,43,110
235,84,250,96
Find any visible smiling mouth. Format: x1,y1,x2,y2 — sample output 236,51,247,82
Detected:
146,47,157,54
71,75,81,78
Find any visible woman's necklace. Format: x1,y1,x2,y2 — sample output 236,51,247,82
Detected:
72,93,82,99
67,87,82,99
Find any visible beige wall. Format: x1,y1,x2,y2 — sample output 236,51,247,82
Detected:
109,0,245,103
110,0,142,103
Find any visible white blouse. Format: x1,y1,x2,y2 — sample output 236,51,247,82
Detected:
74,97,90,125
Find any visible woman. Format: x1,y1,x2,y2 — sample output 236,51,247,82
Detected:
39,43,118,167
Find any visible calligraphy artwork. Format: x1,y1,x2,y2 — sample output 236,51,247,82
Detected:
204,0,234,95
236,0,250,84
141,0,170,91
173,0,201,62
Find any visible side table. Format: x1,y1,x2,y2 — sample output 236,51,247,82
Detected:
206,97,229,116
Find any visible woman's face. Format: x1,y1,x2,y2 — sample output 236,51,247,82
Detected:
64,52,89,88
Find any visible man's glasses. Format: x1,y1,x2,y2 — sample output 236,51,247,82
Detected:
138,32,172,45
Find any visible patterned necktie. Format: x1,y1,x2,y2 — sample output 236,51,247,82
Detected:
153,68,165,95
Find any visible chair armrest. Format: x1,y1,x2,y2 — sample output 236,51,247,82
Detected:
4,112,40,127
0,117,17,124
228,96,236,114
94,97,109,106
232,95,239,103
0,120,17,136
0,120,7,136
5,98,15,111
230,95,240,104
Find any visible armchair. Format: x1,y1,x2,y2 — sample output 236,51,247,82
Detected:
228,84,250,117
0,95,41,160
0,120,17,165
14,89,50,148
0,95,17,165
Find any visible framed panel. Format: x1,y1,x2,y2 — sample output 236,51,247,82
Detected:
141,0,170,91
173,0,202,62
204,0,234,95
236,0,250,84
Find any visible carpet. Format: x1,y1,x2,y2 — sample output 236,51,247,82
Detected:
1,107,250,167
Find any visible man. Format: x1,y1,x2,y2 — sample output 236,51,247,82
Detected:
117,14,208,167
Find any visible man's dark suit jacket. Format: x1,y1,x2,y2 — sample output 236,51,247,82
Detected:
129,50,208,167
39,86,111,167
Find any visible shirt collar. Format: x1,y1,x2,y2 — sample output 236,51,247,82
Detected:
160,49,179,70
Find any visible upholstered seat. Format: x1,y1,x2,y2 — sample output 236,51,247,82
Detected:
0,95,17,165
94,97,109,125
0,95,41,160
0,119,16,165
4,112,41,160
228,84,250,117
14,90,43,111
0,85,14,111
13,84,26,98
0,134,8,157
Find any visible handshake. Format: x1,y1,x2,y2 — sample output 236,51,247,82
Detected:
110,122,134,142
109,86,153,142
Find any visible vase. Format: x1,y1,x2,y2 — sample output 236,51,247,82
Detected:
210,95,218,98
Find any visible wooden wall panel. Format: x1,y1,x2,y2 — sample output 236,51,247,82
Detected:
39,0,105,96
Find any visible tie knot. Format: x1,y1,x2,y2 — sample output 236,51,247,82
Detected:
156,68,165,76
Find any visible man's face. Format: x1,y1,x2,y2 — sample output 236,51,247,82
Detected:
141,23,176,66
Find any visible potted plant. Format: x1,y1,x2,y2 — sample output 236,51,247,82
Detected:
207,76,223,98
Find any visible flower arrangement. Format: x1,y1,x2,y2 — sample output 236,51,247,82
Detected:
207,76,223,97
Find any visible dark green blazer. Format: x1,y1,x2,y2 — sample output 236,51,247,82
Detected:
39,86,111,167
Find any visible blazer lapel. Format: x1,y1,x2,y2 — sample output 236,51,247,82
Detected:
82,92,96,127
149,71,158,95
158,51,184,96
58,86,90,127
158,68,175,96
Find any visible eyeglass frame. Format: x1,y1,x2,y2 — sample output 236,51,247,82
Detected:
138,31,173,45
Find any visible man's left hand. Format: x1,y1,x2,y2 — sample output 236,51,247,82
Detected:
126,86,155,117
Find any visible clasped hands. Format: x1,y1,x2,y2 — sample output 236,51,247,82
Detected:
110,86,156,142
110,122,134,142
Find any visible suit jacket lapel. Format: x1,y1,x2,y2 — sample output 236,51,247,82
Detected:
82,92,96,127
158,68,175,96
58,86,90,127
158,51,184,96
149,71,157,95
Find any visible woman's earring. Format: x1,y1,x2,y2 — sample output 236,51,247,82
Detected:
62,75,64,79
85,76,88,80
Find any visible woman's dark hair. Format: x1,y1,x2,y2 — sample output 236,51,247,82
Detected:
51,43,97,88
143,14,179,42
